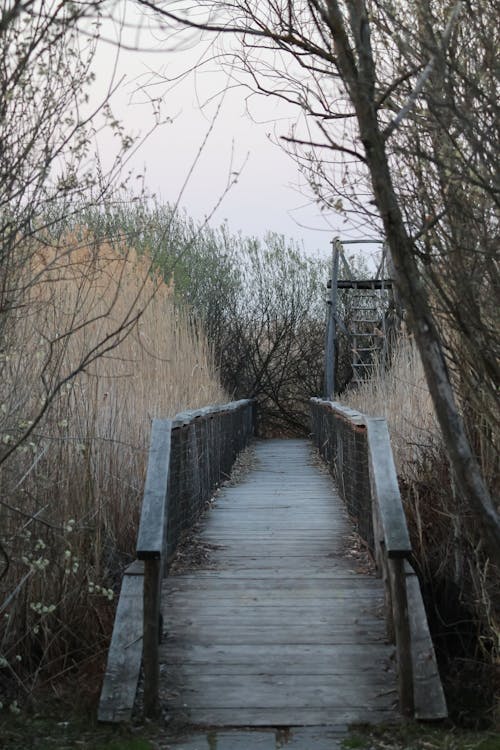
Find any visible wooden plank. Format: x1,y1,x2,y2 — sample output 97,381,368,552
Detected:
164,728,349,750
389,557,414,716
171,399,253,428
164,627,387,645
143,557,161,718
165,674,396,708
165,573,383,584
98,570,143,723
406,566,448,719
136,418,172,559
163,603,385,616
169,707,397,727
164,731,277,750
161,644,394,673
159,438,397,728
366,418,411,557
329,278,393,290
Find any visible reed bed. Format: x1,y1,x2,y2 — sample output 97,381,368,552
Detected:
342,335,440,475
342,335,499,726
0,238,226,707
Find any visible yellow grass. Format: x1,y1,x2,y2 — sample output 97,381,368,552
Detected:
341,334,441,477
0,238,227,699
342,335,498,690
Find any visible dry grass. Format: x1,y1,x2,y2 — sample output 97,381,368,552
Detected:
0,238,226,707
341,333,440,476
342,335,499,727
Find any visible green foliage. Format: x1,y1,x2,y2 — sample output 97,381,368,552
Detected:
71,200,329,433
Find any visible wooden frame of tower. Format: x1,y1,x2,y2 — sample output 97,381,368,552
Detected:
324,238,401,398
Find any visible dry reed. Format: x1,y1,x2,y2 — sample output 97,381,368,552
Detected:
342,335,499,725
342,334,440,476
0,238,226,705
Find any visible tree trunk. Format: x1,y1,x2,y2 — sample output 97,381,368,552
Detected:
358,114,500,568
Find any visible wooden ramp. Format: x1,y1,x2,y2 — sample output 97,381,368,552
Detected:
160,439,398,727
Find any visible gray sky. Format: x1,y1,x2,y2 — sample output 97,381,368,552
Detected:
91,5,382,262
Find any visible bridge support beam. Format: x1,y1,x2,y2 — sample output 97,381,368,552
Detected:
390,557,414,717
143,557,161,718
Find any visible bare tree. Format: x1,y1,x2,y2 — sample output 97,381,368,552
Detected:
0,1,154,471
138,0,500,565
214,234,326,434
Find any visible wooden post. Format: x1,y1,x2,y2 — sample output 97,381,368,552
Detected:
143,557,161,718
325,238,340,398
251,399,258,437
390,557,414,716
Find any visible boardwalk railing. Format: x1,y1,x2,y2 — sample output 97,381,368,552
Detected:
310,398,447,721
99,399,255,722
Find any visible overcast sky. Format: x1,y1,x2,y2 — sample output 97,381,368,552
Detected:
91,5,383,263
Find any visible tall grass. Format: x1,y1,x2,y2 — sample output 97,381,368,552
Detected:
0,238,226,707
342,335,440,475
342,335,499,726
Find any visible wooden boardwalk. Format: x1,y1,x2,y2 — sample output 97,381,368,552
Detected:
160,439,398,727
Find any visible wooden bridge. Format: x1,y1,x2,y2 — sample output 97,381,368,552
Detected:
98,398,446,743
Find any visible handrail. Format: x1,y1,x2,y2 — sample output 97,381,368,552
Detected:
366,418,411,557
137,419,172,559
310,397,447,720
99,398,255,722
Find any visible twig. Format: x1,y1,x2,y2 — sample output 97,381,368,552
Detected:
384,2,463,139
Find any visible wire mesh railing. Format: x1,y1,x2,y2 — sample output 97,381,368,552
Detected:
99,398,255,721
310,397,447,721
311,399,374,551
166,402,254,560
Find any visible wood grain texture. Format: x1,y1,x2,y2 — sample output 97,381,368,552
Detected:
98,567,143,722
406,564,448,720
366,418,411,557
160,439,398,727
136,418,172,559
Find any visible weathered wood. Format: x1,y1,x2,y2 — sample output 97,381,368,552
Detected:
143,557,161,718
161,439,397,727
366,418,411,557
171,399,254,429
328,278,393,289
389,557,414,716
165,728,348,750
325,239,340,398
98,567,143,723
136,419,172,559
167,674,395,708
125,559,145,575
100,398,255,724
167,707,396,727
161,643,395,672
405,564,447,719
